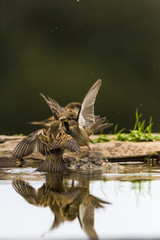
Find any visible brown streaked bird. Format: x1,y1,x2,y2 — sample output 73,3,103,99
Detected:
39,79,113,148
40,79,102,123
12,120,80,172
29,102,81,128
64,117,112,149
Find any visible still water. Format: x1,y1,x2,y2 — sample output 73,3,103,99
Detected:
1,165,160,240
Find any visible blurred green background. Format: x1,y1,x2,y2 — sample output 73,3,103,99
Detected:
1,0,160,135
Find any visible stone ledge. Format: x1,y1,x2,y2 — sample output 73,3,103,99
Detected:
0,135,160,169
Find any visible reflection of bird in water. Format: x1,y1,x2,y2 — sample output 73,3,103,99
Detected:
12,120,80,172
65,181,111,240
29,102,81,128
12,174,84,230
12,174,111,240
78,193,107,240
40,79,113,148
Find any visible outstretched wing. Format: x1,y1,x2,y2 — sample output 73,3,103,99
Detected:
12,180,38,205
12,130,47,159
40,93,65,119
78,194,111,240
78,202,98,240
46,133,80,152
78,79,102,128
59,133,80,152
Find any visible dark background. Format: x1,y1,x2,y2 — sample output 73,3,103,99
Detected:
1,0,160,135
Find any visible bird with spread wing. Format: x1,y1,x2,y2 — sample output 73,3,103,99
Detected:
12,120,80,172
39,79,113,148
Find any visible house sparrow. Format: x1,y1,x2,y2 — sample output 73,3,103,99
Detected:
39,79,113,148
29,102,81,128
40,79,102,123
12,120,80,172
63,117,113,149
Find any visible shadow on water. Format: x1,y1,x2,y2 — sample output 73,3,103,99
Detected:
12,172,111,240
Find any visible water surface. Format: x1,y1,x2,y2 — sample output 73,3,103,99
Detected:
1,164,160,239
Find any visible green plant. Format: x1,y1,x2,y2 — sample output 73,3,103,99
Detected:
91,134,110,143
115,109,160,142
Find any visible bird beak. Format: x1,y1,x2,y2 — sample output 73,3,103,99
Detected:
60,117,68,122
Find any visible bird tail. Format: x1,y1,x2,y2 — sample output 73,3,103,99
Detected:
87,117,113,135
36,157,68,173
88,194,112,208
28,121,50,128
29,121,44,126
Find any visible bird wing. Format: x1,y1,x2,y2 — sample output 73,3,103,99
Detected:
47,133,80,152
57,133,80,152
78,79,102,128
40,93,65,119
12,130,47,159
12,180,38,205
78,194,111,240
78,200,98,240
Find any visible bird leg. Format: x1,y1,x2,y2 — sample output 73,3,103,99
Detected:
16,158,25,167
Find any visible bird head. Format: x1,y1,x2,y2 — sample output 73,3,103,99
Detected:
49,120,62,133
